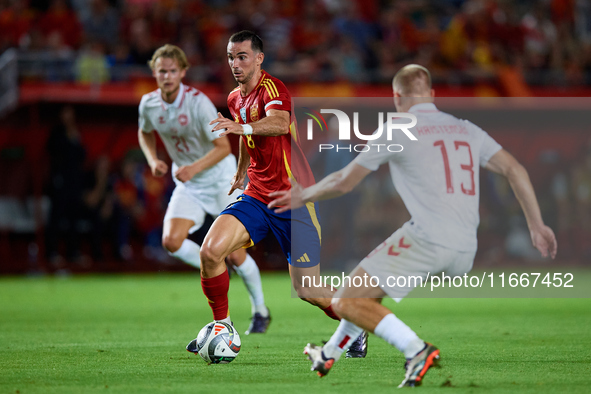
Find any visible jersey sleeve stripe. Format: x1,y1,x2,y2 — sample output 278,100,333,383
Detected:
261,81,275,99
256,77,266,92
261,80,273,97
266,79,279,98
262,81,276,99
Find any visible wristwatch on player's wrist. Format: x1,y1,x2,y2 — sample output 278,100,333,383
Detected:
242,124,253,135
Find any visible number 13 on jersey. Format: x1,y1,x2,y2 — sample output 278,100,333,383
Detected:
434,139,475,196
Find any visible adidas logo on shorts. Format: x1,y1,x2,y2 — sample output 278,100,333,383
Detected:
296,253,311,263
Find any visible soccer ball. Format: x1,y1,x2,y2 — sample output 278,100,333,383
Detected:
193,321,241,364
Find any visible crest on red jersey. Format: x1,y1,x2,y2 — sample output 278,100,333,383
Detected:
250,103,259,122
178,114,188,126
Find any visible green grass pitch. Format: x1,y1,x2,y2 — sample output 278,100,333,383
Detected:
1,272,590,393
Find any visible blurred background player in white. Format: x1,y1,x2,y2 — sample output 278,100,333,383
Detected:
138,44,270,334
269,65,557,386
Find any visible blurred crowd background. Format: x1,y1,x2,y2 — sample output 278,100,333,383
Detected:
2,0,591,86
1,0,591,275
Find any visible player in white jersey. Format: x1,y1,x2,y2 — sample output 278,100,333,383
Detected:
268,65,557,386
138,45,270,334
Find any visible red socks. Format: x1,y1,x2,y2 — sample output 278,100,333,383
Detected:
322,305,341,321
201,270,230,321
203,270,338,323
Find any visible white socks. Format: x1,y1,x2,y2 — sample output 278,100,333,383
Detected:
169,239,201,269
233,254,269,317
374,313,425,359
322,314,424,361
323,319,364,361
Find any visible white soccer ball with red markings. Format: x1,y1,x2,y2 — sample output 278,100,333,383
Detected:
194,321,241,364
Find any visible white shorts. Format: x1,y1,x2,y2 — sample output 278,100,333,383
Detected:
163,183,241,234
359,223,476,300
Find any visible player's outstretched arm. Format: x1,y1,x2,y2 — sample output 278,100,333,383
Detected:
210,110,290,137
245,109,290,136
268,162,371,213
485,149,557,259
175,137,231,183
138,128,168,177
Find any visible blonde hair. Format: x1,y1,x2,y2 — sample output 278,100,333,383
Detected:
148,44,190,70
392,64,432,96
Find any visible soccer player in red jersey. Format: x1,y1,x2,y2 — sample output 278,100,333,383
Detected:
186,31,366,358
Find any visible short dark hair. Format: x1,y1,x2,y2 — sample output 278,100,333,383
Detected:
229,30,264,53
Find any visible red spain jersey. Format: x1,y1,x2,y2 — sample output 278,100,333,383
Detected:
227,70,315,205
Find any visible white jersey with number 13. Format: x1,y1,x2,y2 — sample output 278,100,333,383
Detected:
354,102,502,252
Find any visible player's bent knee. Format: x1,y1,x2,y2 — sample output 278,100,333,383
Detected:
200,242,226,266
162,235,183,253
